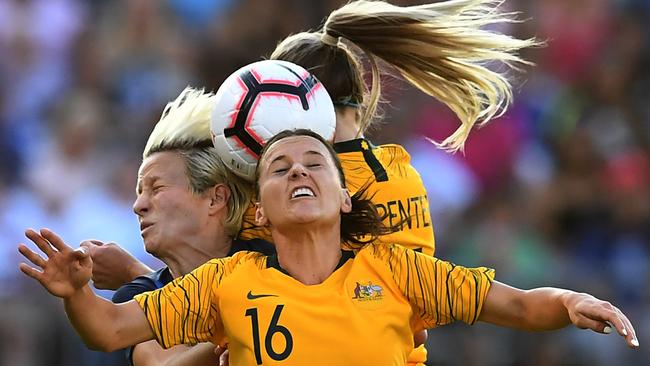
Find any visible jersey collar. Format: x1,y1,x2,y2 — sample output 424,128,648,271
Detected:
266,250,356,276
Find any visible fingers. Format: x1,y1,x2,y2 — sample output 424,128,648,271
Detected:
73,246,90,260
80,240,104,250
73,246,93,270
18,244,46,268
40,228,70,252
18,262,43,282
25,229,55,257
613,307,639,348
574,317,610,333
579,300,639,348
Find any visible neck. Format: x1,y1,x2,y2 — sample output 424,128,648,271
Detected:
158,235,233,278
271,223,343,285
333,107,362,142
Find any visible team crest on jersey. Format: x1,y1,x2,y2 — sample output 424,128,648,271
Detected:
352,281,383,301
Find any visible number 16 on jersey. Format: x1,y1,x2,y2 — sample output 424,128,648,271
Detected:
245,305,294,364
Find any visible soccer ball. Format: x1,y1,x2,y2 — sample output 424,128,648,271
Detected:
211,60,337,181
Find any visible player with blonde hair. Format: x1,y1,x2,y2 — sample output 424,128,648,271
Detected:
82,86,273,366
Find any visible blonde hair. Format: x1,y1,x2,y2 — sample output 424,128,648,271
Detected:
271,0,538,151
144,87,253,238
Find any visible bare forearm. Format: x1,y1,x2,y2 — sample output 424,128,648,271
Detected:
164,343,219,366
64,286,153,351
516,287,573,331
479,282,572,331
479,281,639,347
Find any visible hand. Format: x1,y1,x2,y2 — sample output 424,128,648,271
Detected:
18,228,92,298
564,292,639,348
214,344,229,366
80,240,152,290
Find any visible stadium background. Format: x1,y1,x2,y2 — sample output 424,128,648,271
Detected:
0,0,648,365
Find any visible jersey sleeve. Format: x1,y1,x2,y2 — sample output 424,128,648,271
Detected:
371,244,495,328
133,252,252,349
112,278,156,304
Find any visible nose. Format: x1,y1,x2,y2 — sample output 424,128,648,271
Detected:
289,163,308,180
133,192,149,217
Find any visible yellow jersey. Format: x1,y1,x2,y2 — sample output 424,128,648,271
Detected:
135,244,494,366
239,139,435,255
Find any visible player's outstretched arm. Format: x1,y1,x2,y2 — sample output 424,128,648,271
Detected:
81,240,153,290
18,228,154,351
478,281,640,348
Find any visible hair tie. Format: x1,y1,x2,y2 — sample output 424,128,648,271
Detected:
320,32,339,47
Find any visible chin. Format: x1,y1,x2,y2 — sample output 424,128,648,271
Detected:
288,212,320,223
143,239,159,256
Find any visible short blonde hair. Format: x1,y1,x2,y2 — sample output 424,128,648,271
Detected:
144,87,253,238
271,0,539,151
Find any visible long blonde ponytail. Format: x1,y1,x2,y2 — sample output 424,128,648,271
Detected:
273,0,538,151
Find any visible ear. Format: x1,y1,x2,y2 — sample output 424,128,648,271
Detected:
208,184,230,215
340,188,352,214
254,202,269,227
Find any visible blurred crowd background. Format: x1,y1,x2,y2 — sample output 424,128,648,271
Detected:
0,0,649,365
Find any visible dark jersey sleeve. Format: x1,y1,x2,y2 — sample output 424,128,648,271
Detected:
111,267,171,366
112,277,158,304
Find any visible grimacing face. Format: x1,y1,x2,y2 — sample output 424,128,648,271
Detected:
255,135,351,230
133,151,214,256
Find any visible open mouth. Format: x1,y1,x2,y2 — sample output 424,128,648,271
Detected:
291,187,315,199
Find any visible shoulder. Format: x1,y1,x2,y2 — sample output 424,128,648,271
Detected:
358,242,407,256
356,243,424,266
203,250,268,273
112,267,172,303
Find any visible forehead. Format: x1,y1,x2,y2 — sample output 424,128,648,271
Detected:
138,151,186,182
261,135,332,165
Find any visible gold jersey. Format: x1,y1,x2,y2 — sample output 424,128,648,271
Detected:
135,244,494,366
239,139,435,255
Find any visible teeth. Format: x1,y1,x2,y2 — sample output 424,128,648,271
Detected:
291,187,314,198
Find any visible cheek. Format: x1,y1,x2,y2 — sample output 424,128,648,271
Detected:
155,193,204,226
258,180,281,206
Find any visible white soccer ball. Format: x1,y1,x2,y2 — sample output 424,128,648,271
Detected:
210,60,337,181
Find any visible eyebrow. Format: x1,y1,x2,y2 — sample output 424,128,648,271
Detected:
136,175,161,193
268,150,325,165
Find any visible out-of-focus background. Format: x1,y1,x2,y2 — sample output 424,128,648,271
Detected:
0,0,648,365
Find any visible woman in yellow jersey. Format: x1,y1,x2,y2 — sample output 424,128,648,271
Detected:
18,129,638,366
248,1,538,362
240,0,538,256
